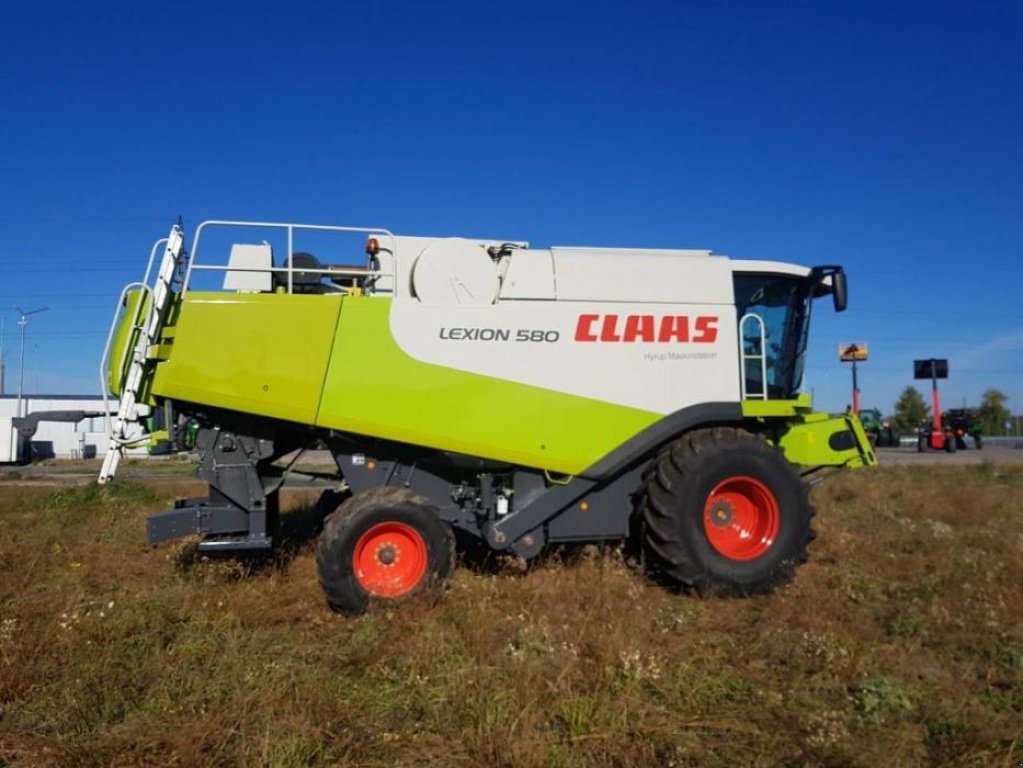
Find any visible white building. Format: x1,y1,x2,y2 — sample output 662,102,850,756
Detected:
0,394,147,462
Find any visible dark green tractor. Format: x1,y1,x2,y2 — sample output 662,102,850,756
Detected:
943,409,983,450
859,408,899,448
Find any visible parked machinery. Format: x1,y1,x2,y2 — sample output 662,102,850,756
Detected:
99,220,875,613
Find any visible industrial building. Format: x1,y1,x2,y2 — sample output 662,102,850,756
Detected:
0,394,147,462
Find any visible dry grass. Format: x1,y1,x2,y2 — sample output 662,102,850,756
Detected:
0,465,1021,767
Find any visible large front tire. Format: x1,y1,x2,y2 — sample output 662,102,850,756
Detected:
316,487,455,615
636,427,814,596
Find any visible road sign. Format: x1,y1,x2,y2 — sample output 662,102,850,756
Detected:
838,343,868,362
913,359,948,379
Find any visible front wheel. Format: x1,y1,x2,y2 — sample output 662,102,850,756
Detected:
635,427,814,596
316,487,455,615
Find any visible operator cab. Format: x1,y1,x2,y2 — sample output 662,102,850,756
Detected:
732,264,846,400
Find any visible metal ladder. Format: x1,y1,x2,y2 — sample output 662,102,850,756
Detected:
98,223,187,483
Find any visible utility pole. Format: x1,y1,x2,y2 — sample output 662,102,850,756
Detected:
15,306,48,418
838,342,868,415
851,357,860,415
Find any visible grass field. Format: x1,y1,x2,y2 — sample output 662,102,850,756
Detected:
1,465,1021,767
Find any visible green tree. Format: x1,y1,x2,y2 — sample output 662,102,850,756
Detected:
978,388,1010,436
892,386,930,432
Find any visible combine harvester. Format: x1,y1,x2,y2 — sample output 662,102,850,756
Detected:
100,220,874,613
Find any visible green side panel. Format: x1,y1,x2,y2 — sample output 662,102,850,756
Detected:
740,393,812,418
776,412,877,469
316,297,661,475
742,399,876,469
152,293,342,425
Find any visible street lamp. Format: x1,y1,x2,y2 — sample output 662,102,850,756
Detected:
15,306,48,418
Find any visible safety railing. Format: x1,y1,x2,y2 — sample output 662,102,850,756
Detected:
98,281,153,443
181,220,397,295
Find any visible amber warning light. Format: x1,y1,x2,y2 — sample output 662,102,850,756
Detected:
365,237,380,256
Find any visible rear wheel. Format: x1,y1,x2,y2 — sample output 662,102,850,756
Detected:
635,427,814,595
316,486,455,615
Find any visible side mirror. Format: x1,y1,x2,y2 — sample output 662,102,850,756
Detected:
831,270,847,312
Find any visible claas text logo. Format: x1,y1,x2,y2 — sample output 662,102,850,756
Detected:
575,314,719,343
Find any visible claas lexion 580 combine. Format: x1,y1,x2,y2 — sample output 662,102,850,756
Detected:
100,220,874,614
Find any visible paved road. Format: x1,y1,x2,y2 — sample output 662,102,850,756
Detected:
876,445,1023,465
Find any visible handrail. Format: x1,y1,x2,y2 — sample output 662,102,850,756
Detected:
140,237,168,291
182,220,397,295
739,312,768,400
188,264,386,278
100,236,168,428
98,281,153,441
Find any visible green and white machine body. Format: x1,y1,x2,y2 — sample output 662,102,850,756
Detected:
100,220,873,557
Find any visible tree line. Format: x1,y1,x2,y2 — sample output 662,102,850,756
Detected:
891,387,1017,436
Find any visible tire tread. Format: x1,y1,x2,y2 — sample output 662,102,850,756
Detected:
316,486,455,615
635,427,815,596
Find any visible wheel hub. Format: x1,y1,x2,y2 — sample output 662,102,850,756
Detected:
353,522,428,597
702,476,780,561
708,500,734,527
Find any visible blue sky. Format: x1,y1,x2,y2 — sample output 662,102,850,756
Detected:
1,0,1021,414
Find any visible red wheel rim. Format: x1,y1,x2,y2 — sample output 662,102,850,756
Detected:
703,476,780,561
353,522,428,597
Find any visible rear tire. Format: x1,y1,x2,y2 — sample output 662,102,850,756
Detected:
316,486,455,615
635,427,814,596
